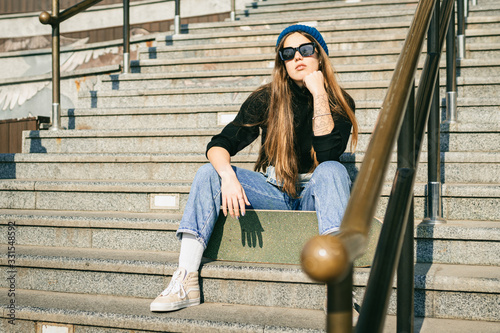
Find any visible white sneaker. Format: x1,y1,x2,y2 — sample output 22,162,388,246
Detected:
150,267,200,312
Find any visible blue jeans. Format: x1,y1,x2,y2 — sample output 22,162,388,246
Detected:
177,161,352,248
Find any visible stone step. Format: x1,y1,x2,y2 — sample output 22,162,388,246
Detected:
156,26,499,47
454,76,500,98
21,128,259,155
237,1,418,19
466,15,500,29
2,152,499,185
0,245,326,309
415,220,500,266
170,9,416,35
1,210,499,266
0,209,181,252
174,16,413,37
134,51,498,75
58,97,500,131
158,27,410,49
469,2,500,17
465,28,500,44
241,0,416,11
21,124,500,155
139,42,405,63
0,179,498,221
76,84,393,109
62,104,243,130
466,43,500,60
141,35,499,64
131,50,420,74
99,63,499,94
0,288,326,332
77,73,500,109
2,288,500,333
0,245,499,322
117,64,405,87
147,24,498,62
241,4,500,25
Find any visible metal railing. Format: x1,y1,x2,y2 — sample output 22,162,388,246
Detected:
40,0,238,130
39,0,131,130
301,0,474,332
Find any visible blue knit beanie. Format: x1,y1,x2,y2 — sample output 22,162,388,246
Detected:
276,24,329,56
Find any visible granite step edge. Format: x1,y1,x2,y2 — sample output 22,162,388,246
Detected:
1,245,499,294
0,288,325,333
1,209,500,241
2,288,500,332
1,245,316,284
2,151,500,164
1,179,499,198
0,209,181,230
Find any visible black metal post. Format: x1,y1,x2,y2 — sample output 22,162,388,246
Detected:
174,0,181,35
123,0,130,73
457,0,466,59
51,0,61,130
445,2,457,123
356,168,416,333
327,267,353,333
423,0,445,225
397,81,415,333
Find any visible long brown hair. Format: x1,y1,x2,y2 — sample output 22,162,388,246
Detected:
254,31,358,197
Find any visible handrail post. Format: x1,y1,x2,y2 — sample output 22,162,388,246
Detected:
356,168,416,333
457,0,466,59
51,0,62,131
423,0,446,225
464,0,469,17
123,0,130,73
174,0,181,35
327,267,353,333
397,81,415,333
230,0,236,21
445,2,458,124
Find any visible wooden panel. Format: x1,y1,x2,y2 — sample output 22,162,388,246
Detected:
10,121,23,154
0,117,46,154
0,121,10,154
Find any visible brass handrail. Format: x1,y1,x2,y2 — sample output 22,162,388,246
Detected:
301,0,461,331
39,0,104,25
302,0,436,283
39,0,130,130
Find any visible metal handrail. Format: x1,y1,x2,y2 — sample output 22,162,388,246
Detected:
40,0,238,128
301,0,464,331
39,0,130,130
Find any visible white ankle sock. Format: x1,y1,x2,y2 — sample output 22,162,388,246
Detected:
178,233,204,273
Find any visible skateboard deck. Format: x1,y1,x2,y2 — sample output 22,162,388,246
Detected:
204,209,382,267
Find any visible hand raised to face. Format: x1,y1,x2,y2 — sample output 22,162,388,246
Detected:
303,70,326,97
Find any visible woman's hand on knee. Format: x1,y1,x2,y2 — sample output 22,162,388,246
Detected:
220,172,250,219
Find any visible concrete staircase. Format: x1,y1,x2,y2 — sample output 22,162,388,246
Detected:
1,0,500,331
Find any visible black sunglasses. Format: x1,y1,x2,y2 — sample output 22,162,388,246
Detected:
279,42,316,61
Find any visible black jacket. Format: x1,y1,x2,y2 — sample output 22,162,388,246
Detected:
206,81,354,173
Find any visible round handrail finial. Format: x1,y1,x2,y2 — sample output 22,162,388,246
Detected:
39,11,52,25
301,235,349,283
